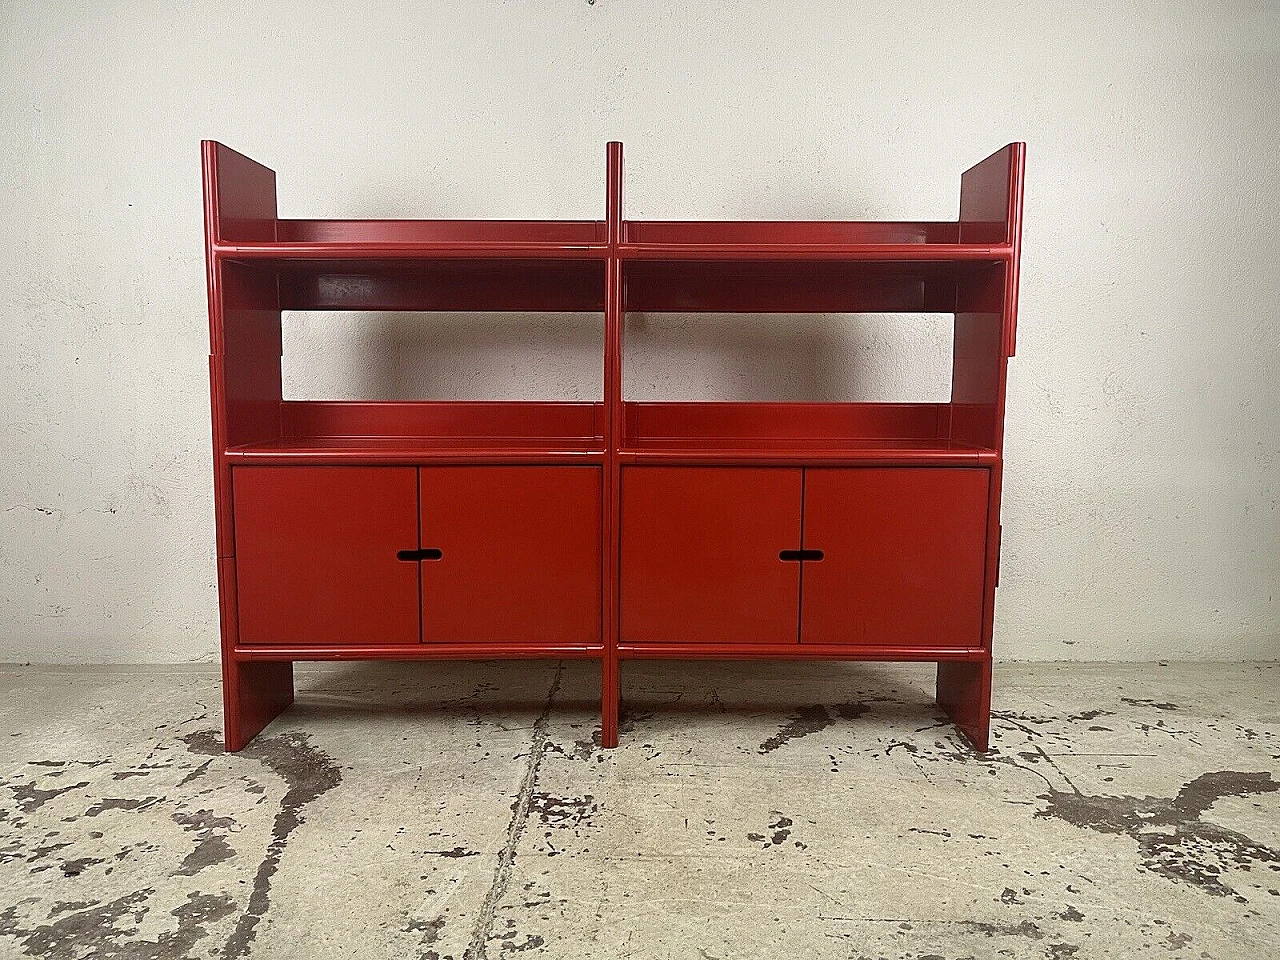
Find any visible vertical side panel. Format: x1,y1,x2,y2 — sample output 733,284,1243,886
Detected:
937,659,992,752
204,142,281,558
219,262,283,448
217,558,294,751
958,142,1025,358
955,143,1023,670
204,142,290,752
949,264,1005,450
958,143,1020,245
206,142,279,246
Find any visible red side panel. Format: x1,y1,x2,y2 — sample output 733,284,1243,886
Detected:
620,467,802,644
418,467,602,643
801,468,989,647
233,466,420,645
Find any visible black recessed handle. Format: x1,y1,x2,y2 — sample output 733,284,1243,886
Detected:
397,548,443,562
779,549,824,562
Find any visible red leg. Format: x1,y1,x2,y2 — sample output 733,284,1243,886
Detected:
217,558,293,752
937,659,992,752
223,659,294,752
600,652,619,749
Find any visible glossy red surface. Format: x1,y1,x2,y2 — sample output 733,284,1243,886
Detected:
418,467,601,644
204,140,1024,752
233,466,421,645
799,468,990,647
620,467,803,645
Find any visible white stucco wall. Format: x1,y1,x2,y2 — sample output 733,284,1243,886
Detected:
1,1,1277,663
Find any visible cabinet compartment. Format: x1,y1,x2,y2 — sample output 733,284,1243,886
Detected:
800,467,989,647
621,467,802,644
233,466,420,645
419,467,601,644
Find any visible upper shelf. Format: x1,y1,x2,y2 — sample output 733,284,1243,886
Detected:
214,219,1011,265
213,219,608,261
619,220,1011,262
205,141,1023,270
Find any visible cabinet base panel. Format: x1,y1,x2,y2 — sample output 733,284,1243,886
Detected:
936,659,993,752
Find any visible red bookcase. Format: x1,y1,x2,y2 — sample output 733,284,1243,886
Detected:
203,141,1024,752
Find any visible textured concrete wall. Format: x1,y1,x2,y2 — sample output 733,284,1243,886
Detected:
1,1,1277,663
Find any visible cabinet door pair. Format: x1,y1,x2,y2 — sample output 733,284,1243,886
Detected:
232,466,601,646
620,467,990,648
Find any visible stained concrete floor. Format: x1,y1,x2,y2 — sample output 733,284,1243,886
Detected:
0,661,1277,960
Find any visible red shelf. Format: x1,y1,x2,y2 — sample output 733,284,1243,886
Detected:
225,400,605,464
621,220,1010,262
214,219,607,261
225,437,606,465
619,402,996,465
618,439,995,466
616,643,987,661
235,643,605,661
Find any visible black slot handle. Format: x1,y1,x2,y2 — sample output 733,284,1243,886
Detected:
779,549,824,562
397,548,443,562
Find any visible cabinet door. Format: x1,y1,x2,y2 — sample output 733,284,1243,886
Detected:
419,467,601,644
233,466,420,645
800,468,989,648
621,467,802,644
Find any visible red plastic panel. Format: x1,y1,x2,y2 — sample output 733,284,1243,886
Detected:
418,467,601,643
620,467,802,644
233,467,420,645
800,468,989,647
281,401,604,445
277,260,605,312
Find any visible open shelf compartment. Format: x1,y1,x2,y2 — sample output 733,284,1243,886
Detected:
214,219,608,261
225,400,606,464
619,402,997,464
621,219,1011,262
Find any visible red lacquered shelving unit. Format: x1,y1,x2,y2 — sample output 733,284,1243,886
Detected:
203,141,1024,752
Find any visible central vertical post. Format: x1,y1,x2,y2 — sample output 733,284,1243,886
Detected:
601,141,624,748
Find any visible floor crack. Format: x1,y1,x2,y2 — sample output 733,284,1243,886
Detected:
463,661,564,960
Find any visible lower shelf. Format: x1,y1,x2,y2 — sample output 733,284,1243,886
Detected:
232,643,984,662
234,643,606,661
617,643,987,661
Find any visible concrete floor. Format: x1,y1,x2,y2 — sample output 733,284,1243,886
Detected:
0,661,1276,960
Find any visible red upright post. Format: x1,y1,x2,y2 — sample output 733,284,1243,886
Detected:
202,142,295,751
600,142,624,747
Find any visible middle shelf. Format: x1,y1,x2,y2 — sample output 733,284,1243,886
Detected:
221,400,996,466
225,401,607,465
620,402,996,465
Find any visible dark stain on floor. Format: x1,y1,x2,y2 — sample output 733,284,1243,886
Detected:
9,783,90,814
0,729,341,959
184,728,342,959
528,793,597,831
171,808,237,876
747,811,803,849
758,702,869,754
1038,770,1280,901
0,887,236,960
1120,697,1180,711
